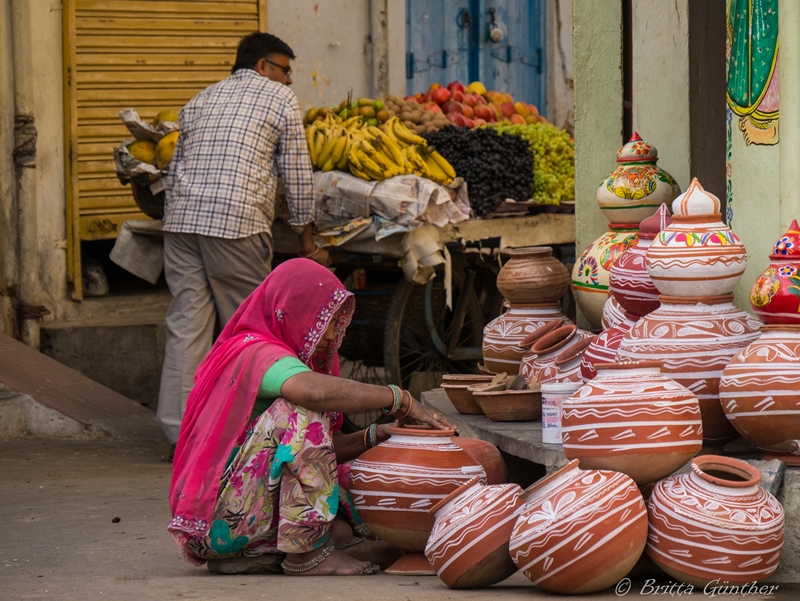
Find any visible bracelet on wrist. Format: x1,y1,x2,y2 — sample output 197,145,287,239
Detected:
368,423,378,449
382,384,403,416
363,427,370,452
395,391,413,420
299,244,321,259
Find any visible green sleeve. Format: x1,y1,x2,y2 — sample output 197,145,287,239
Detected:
259,356,312,398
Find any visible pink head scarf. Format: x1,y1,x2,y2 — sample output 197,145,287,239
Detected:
168,258,354,542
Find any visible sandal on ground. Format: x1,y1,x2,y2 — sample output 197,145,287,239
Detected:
280,544,378,576
207,554,283,575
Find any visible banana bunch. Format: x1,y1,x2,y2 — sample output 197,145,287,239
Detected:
305,114,457,185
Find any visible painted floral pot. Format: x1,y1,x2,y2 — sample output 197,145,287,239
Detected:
596,132,681,225
349,425,486,552
425,476,524,589
520,325,593,385
750,219,800,324
572,225,639,330
601,294,626,330
482,304,569,375
509,459,648,594
496,246,571,306
646,179,747,297
646,455,784,586
609,204,672,317
616,295,761,443
561,362,703,485
719,325,800,453
580,311,639,380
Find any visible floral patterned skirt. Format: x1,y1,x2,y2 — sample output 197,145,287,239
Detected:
182,398,368,562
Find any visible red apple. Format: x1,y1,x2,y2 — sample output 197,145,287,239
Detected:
461,104,474,119
441,100,464,114
447,80,465,94
446,112,466,127
501,102,516,118
427,103,442,113
463,94,478,108
451,90,464,103
463,117,475,128
473,118,487,127
431,86,450,105
474,104,493,121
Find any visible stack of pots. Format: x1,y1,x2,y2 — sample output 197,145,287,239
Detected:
571,133,680,330
482,247,571,375
718,220,800,460
617,178,761,446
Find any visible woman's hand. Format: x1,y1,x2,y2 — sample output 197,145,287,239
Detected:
397,394,455,431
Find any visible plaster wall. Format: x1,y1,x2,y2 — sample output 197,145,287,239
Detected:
631,0,691,192
0,0,16,336
546,0,574,134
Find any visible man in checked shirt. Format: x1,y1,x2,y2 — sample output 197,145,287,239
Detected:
157,33,330,450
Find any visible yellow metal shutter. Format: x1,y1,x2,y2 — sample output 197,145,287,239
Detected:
63,0,267,299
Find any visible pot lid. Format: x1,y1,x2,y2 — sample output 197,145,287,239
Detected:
638,203,672,240
615,132,658,163
770,219,800,258
672,178,721,216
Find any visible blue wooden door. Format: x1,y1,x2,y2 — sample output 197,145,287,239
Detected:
406,0,546,114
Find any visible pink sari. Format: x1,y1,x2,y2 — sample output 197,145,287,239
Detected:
168,259,354,556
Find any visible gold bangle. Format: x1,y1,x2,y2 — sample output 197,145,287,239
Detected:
299,244,321,258
395,390,413,420
363,428,369,452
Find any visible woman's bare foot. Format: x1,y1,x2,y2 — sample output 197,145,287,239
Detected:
338,539,405,570
282,547,378,576
207,554,283,575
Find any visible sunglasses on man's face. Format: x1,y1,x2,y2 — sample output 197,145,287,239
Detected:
264,59,291,76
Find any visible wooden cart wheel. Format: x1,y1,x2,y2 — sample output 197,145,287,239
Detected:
383,267,483,398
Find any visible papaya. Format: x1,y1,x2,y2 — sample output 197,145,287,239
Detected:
155,132,179,169
128,140,156,164
152,110,179,126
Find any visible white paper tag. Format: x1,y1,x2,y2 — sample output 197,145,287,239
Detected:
150,178,167,195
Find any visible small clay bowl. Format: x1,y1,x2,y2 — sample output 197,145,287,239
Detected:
473,389,542,422
477,364,496,376
441,383,484,415
441,374,495,387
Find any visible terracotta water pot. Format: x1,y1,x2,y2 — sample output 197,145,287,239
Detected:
509,459,648,594
425,476,524,589
596,132,680,225
616,294,761,443
580,311,639,380
572,225,639,330
349,425,486,556
561,361,703,485
482,304,569,375
601,294,627,330
520,324,593,384
496,246,570,305
646,455,785,586
646,179,747,297
750,219,800,324
452,437,507,485
719,324,800,453
547,335,595,384
609,204,672,317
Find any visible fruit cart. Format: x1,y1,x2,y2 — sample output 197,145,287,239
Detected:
272,211,576,430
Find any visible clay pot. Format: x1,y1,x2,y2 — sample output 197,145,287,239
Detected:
572,225,639,329
482,304,569,375
473,389,542,422
646,455,785,586
719,324,800,453
509,459,648,594
547,335,595,384
580,311,639,380
520,324,593,384
452,437,507,485
561,361,703,485
425,476,523,589
601,294,627,330
617,295,761,443
496,246,570,305
609,204,672,317
441,384,483,415
349,425,486,553
596,132,681,225
441,374,495,387
750,219,800,324
646,179,747,297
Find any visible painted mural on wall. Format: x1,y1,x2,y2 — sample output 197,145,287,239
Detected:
726,0,779,146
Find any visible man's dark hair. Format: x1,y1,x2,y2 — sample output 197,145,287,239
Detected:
232,32,295,73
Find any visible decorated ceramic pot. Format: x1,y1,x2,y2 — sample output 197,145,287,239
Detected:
750,219,800,324
600,294,627,330
646,179,747,297
617,295,761,443
572,225,639,330
482,304,569,375
425,476,524,589
520,325,593,385
580,311,639,380
596,132,681,225
646,455,784,586
452,437,508,485
509,459,648,594
349,425,486,552
719,325,800,453
547,336,595,384
496,246,571,306
609,204,672,317
561,362,702,485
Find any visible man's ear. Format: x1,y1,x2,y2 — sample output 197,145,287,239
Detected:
254,58,269,76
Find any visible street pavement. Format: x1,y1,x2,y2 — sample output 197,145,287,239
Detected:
1,438,797,601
